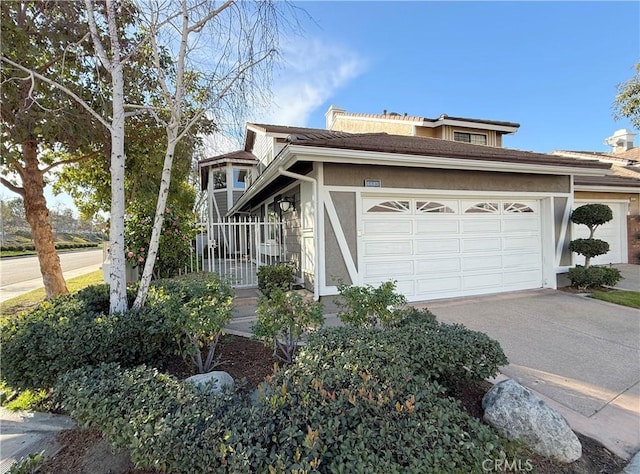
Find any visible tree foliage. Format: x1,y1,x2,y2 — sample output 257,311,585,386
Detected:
569,203,613,271
570,203,613,239
0,1,109,298
614,63,640,129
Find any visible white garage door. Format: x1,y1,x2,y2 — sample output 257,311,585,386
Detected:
360,197,543,301
572,201,627,265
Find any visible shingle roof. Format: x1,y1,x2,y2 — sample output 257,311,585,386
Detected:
287,132,610,170
248,123,351,138
574,174,640,187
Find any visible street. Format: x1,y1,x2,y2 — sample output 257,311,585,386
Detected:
0,249,104,303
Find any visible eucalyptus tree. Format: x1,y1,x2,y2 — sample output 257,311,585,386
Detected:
614,63,640,129
0,1,108,298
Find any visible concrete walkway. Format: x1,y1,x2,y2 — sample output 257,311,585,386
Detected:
0,408,74,473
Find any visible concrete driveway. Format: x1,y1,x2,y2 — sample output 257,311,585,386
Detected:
420,289,640,459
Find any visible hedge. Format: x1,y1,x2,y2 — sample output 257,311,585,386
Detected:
54,316,519,473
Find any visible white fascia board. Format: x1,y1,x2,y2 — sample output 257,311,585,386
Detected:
246,123,291,140
199,158,256,169
574,185,640,193
227,147,297,215
289,145,610,177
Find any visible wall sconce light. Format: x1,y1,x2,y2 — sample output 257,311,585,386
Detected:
278,196,295,213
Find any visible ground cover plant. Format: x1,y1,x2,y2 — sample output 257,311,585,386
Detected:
0,273,232,392
590,290,640,309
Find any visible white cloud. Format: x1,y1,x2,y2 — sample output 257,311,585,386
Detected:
251,38,366,127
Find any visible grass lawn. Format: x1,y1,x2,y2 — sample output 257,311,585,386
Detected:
0,270,104,317
590,290,640,309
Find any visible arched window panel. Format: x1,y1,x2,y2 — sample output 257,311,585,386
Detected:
464,202,499,213
367,200,411,213
504,202,534,213
416,201,455,213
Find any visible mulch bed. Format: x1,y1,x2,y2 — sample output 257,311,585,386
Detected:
40,335,629,474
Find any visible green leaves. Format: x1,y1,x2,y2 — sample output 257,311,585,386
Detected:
125,205,196,279
253,289,324,364
336,280,407,328
614,63,640,129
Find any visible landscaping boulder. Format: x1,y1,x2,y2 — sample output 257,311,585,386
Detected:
482,378,581,463
185,371,234,394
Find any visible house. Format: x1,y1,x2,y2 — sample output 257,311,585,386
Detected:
200,107,616,302
325,105,520,147
552,128,640,265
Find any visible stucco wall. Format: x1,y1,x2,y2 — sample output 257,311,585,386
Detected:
324,208,351,286
323,163,571,193
329,191,358,269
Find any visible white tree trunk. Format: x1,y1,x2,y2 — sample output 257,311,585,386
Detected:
133,126,179,309
109,60,128,313
104,0,128,313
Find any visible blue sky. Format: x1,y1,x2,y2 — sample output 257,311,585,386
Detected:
256,1,639,153
5,1,638,214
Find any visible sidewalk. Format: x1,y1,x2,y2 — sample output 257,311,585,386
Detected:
0,408,74,473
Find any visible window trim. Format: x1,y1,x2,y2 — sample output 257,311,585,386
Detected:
453,130,488,146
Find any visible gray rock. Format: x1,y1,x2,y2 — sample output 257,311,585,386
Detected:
185,371,234,394
622,450,640,474
482,379,582,463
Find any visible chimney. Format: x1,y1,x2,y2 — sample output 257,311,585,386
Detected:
325,105,345,130
604,129,636,153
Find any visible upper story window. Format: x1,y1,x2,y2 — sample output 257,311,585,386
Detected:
454,131,487,145
233,168,248,189
212,170,226,189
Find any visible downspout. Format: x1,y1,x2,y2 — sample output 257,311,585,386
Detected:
278,167,319,301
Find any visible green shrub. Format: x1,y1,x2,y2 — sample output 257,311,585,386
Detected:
568,238,610,260
253,289,324,364
257,263,295,297
56,341,518,474
55,363,251,473
336,280,407,328
568,265,622,290
570,203,613,230
155,273,234,373
301,322,507,391
0,292,178,390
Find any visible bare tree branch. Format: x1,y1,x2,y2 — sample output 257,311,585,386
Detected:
187,0,235,34
84,0,112,72
0,56,112,131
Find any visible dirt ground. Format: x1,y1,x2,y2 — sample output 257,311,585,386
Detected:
40,335,628,474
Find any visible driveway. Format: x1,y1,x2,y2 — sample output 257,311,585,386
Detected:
420,289,640,459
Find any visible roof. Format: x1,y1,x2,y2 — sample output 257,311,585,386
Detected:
247,123,353,140
335,111,520,129
554,149,640,165
286,132,610,170
199,150,257,167
574,174,640,188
